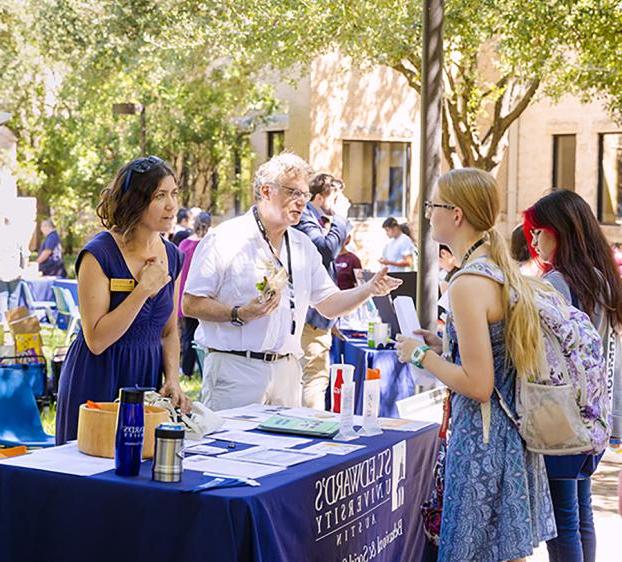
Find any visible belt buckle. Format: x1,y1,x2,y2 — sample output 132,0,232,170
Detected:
264,352,277,363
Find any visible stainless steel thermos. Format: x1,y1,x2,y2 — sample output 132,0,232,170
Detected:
152,423,185,483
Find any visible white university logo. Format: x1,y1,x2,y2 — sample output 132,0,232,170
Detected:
391,440,406,511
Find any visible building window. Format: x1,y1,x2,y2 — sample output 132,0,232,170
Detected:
267,131,285,158
598,132,622,225
342,140,410,219
552,134,576,190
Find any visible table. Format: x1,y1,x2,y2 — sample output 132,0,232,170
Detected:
0,424,439,562
330,334,419,418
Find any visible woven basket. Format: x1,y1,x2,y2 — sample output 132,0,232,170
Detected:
77,402,169,459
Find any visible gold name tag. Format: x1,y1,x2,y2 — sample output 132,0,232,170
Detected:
110,278,135,292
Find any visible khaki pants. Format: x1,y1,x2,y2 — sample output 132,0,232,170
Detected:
201,352,302,411
300,323,332,410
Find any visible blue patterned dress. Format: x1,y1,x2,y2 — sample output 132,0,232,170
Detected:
439,259,556,561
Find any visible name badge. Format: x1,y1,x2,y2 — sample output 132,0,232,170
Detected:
110,278,135,292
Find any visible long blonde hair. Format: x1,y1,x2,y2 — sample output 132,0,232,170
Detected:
438,168,547,378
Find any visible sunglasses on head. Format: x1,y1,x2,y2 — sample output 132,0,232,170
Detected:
121,155,164,193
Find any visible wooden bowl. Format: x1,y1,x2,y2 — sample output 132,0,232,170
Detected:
77,402,170,459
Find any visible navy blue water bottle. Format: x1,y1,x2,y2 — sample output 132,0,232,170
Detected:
115,387,145,476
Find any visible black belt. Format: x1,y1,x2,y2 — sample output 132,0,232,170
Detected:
208,348,291,363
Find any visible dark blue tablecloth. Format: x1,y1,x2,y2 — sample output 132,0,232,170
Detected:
0,424,439,562
330,334,419,418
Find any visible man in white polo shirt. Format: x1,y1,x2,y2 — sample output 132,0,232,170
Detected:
183,152,401,411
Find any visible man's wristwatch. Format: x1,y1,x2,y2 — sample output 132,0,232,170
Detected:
231,305,245,327
410,345,431,369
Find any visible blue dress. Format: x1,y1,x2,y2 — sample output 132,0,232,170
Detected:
55,232,183,444
439,259,556,561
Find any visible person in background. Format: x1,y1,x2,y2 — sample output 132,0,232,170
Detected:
399,222,414,240
0,215,23,322
335,234,362,291
183,152,401,412
438,244,459,294
189,206,203,229
380,216,417,272
396,168,556,561
523,189,622,562
171,207,192,246
510,223,540,276
295,173,351,409
55,155,191,444
37,219,66,277
178,211,211,377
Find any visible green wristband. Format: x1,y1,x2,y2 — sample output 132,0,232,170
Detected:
410,345,431,369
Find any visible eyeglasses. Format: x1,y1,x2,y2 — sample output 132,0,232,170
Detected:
424,200,455,218
122,155,164,193
278,184,312,202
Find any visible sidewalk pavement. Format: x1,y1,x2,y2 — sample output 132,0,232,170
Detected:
531,449,622,561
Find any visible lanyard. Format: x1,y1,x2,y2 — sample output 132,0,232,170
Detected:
460,237,487,268
252,206,296,335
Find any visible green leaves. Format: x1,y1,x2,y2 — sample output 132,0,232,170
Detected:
200,0,622,170
0,0,277,240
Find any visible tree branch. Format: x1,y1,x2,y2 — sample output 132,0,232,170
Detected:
391,57,421,94
479,77,540,169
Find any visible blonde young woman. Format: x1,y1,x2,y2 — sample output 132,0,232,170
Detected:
396,168,556,561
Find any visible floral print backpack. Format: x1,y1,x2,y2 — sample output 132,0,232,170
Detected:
460,260,611,455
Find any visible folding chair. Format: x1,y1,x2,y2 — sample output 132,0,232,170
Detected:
52,286,81,344
20,281,56,324
0,366,55,448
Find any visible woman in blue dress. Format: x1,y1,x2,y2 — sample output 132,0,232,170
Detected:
396,168,556,561
56,156,191,444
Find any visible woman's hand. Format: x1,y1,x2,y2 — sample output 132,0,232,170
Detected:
239,289,281,322
159,379,192,414
413,328,443,355
366,267,402,297
138,258,171,297
396,334,425,363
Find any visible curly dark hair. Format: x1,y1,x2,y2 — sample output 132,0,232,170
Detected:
310,173,340,200
96,156,176,242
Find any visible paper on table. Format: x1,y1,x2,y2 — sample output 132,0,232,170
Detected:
184,443,224,456
301,441,366,456
377,418,435,432
183,455,284,479
212,430,311,449
0,443,114,476
220,446,325,467
283,407,339,421
219,418,260,432
217,404,290,424
393,295,436,384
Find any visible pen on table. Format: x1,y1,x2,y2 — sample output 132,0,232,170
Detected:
210,438,237,448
